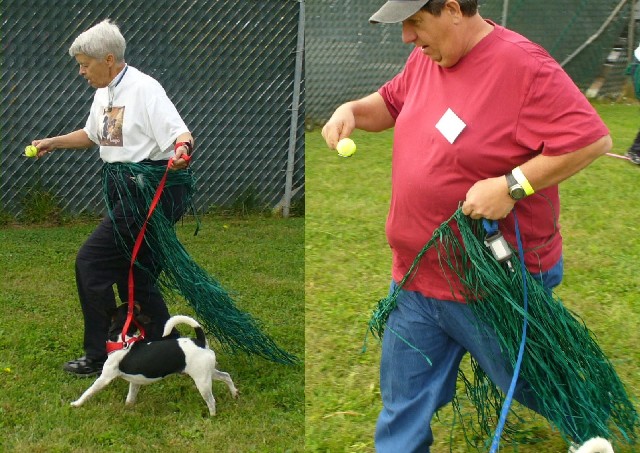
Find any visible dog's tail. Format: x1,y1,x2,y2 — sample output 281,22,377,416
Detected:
163,315,207,347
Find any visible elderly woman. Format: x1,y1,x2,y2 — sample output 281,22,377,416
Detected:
33,19,195,376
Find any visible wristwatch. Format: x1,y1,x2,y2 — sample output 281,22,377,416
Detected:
505,172,526,200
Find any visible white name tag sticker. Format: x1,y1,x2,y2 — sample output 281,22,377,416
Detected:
435,108,466,144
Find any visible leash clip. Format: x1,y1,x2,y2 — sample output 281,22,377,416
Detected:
482,220,514,273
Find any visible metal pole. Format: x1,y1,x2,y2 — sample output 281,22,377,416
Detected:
629,0,637,62
282,0,305,218
501,0,509,27
561,0,629,67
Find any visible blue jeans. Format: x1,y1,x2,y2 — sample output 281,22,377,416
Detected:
375,258,564,453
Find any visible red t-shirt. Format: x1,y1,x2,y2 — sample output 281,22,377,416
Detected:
379,23,609,302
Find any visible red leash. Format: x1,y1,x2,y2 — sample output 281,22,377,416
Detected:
115,155,190,349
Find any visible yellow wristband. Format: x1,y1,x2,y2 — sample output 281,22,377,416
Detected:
512,166,535,196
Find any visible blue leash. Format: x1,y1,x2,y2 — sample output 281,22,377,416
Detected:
484,213,529,453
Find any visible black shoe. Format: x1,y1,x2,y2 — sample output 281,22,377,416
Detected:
626,149,640,165
63,356,105,377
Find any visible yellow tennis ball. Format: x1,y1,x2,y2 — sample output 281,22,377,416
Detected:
24,145,38,158
336,138,356,158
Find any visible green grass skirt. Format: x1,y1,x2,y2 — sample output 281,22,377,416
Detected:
368,208,638,447
102,162,297,365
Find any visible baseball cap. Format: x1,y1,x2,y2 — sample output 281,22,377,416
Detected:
369,0,432,24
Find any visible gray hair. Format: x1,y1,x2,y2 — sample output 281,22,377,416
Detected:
68,19,126,62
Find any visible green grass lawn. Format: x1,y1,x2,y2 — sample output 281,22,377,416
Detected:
0,215,304,452
305,101,640,452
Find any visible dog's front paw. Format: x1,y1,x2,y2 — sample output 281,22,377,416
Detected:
70,400,82,407
232,388,240,399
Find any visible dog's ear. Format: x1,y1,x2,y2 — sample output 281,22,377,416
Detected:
136,314,152,325
131,302,150,324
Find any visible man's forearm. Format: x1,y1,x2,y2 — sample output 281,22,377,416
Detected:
343,93,395,132
517,135,613,192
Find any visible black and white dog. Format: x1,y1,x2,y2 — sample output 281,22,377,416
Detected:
71,305,238,415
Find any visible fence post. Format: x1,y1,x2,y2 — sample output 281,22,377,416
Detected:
501,0,509,27
629,0,637,61
282,0,305,218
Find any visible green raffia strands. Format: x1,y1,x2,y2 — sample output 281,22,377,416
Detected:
366,209,463,341
102,162,298,365
368,207,638,446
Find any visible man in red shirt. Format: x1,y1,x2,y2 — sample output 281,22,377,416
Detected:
322,0,612,451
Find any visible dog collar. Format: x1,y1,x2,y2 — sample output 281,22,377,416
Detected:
106,335,144,355
106,341,127,355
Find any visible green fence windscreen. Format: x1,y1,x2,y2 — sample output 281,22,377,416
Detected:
307,0,635,125
1,0,305,216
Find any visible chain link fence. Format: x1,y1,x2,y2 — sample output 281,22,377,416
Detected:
307,0,637,126
1,0,305,217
